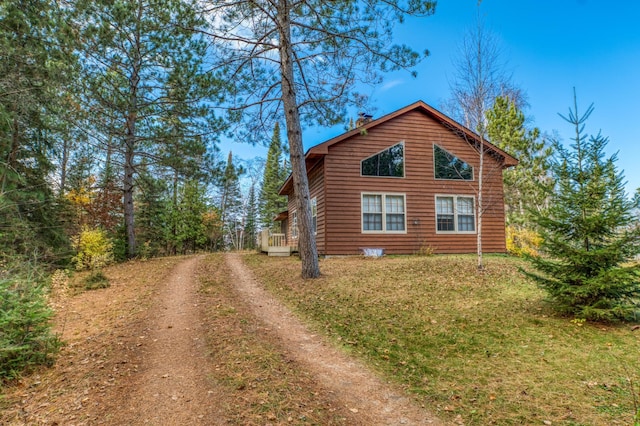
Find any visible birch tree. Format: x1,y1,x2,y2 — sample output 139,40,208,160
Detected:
446,11,522,270
206,0,436,277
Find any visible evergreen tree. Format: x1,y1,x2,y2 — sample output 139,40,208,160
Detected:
525,94,640,321
486,96,553,226
173,180,208,254
73,0,219,258
136,164,168,257
260,123,288,229
218,152,244,249
244,183,258,250
0,0,75,264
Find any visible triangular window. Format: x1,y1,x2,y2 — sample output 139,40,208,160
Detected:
434,145,473,180
361,142,404,177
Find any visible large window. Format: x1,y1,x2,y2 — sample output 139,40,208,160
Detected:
434,144,473,180
436,195,475,233
362,193,406,233
361,142,404,177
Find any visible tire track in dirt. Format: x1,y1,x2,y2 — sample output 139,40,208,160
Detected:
225,253,441,425
109,255,223,425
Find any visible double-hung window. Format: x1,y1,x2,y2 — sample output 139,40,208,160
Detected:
362,193,406,233
436,195,476,233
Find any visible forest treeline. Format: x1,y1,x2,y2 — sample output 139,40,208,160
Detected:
0,0,296,274
1,0,296,378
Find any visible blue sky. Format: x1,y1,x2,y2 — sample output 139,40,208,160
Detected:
226,0,640,195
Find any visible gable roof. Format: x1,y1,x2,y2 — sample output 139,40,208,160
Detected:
279,100,519,195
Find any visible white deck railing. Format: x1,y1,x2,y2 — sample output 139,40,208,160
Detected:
269,233,287,247
259,229,297,255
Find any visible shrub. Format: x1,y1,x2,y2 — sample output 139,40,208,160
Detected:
506,225,542,257
71,226,113,271
0,278,61,381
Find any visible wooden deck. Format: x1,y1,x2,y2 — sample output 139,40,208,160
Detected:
259,230,297,257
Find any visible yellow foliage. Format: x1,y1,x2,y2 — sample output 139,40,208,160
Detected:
202,210,222,227
71,226,113,271
65,176,97,207
66,187,91,207
506,225,542,257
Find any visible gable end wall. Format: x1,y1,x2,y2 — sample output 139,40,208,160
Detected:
321,109,507,255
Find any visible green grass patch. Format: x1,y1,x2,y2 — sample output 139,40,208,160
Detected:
244,254,640,425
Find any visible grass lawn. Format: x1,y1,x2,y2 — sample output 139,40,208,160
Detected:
244,253,640,425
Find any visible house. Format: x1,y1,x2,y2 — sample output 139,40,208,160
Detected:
275,100,518,256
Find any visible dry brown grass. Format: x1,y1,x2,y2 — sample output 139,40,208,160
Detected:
244,253,640,426
196,254,357,425
0,254,356,425
0,256,183,425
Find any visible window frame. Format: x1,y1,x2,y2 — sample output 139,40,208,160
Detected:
361,192,407,234
433,144,474,181
360,141,405,178
435,195,476,234
291,210,298,238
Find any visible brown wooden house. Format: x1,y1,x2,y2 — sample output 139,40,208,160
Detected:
276,100,518,256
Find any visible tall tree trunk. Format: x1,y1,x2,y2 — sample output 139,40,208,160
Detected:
477,137,484,271
276,0,319,278
124,131,136,257
104,133,114,182
171,168,179,255
123,4,142,258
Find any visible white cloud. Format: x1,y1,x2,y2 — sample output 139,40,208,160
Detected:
380,79,403,91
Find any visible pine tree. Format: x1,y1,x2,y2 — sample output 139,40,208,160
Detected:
74,0,219,258
218,152,244,249
244,183,258,250
260,123,288,230
0,0,75,264
175,180,208,254
486,96,553,226
136,164,168,257
525,93,640,321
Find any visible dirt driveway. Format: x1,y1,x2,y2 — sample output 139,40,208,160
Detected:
0,254,439,425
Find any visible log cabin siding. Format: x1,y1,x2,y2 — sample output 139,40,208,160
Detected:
286,159,326,253
320,109,507,255
280,101,515,256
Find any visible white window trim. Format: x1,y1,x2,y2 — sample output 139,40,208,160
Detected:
361,192,407,234
291,210,298,238
311,197,317,235
433,144,475,182
360,141,405,178
435,194,477,234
